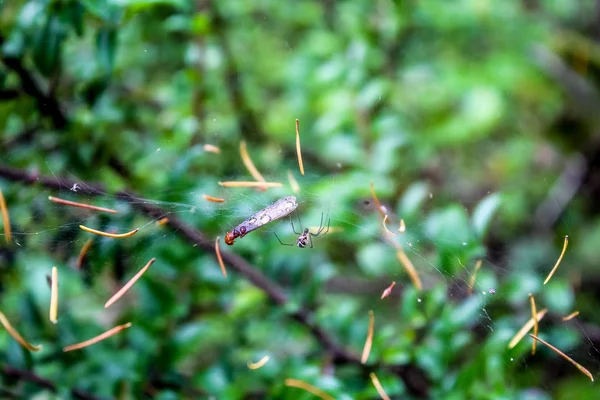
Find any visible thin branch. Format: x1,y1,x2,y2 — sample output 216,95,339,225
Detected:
0,164,429,397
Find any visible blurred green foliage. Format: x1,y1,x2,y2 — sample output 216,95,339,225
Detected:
1,0,599,399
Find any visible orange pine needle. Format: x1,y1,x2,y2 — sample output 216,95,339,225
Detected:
381,281,396,299
563,311,580,321
215,236,227,278
48,196,118,214
0,189,11,243
361,310,375,364
156,217,169,226
544,235,569,285
79,225,139,238
203,144,221,154
247,355,270,369
0,312,42,351
382,215,395,236
398,219,406,233
287,170,300,193
202,194,225,203
508,308,548,349
218,181,282,188
295,119,305,175
63,322,132,352
49,267,58,324
396,249,422,290
530,334,594,382
529,294,538,355
369,182,386,219
104,258,155,308
370,373,391,400
76,239,93,269
467,260,483,295
284,379,334,400
240,141,266,183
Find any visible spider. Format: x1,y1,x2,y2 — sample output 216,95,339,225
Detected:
274,213,331,248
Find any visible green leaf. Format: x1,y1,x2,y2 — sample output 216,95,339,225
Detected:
472,193,502,238
96,28,117,74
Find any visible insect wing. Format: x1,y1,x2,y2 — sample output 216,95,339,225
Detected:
236,196,298,235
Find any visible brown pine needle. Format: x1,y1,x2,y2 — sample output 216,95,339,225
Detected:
218,181,282,188
361,310,375,364
382,215,395,236
287,170,301,193
381,281,396,299
398,219,406,233
77,239,93,269
48,196,118,214
49,267,58,324
0,312,42,351
240,141,266,184
544,235,569,285
79,225,139,238
563,311,580,321
529,294,538,355
369,182,386,219
370,373,391,400
0,188,11,243
295,119,305,175
508,308,548,349
215,236,227,278
104,258,155,308
203,144,221,154
467,260,483,295
247,355,270,369
63,322,132,352
202,194,225,203
396,249,423,290
284,379,334,400
530,334,594,382
156,217,169,226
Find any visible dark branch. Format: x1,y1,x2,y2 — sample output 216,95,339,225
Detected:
0,163,429,397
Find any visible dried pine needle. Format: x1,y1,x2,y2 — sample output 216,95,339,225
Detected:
79,225,139,238
215,236,227,278
49,267,58,324
287,170,301,193
202,194,225,203
398,219,406,233
0,312,42,351
240,141,266,183
382,215,395,236
295,119,305,176
529,294,538,355
563,311,580,321
530,334,594,382
203,144,221,154
63,322,132,352
218,181,282,188
396,249,423,290
247,355,270,369
361,310,375,364
508,308,548,349
369,182,386,219
0,188,11,243
76,239,93,269
48,196,118,214
543,235,569,285
105,258,155,308
467,260,483,295
369,373,391,400
284,379,334,400
381,281,396,299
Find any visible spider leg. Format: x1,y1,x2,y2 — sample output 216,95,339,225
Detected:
274,232,294,246
290,213,302,235
308,233,314,248
310,212,325,236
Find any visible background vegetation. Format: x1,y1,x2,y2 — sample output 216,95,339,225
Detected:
1,0,600,398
